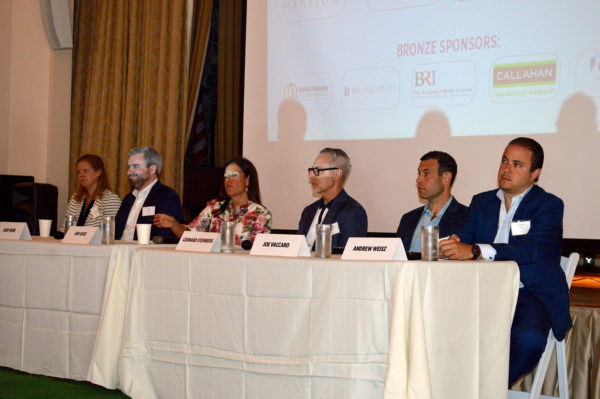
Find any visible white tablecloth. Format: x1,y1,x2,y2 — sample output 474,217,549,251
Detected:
113,248,519,399
0,237,139,380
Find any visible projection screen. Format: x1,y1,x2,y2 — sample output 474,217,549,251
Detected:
243,0,600,238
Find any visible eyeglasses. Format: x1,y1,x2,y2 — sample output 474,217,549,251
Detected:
307,167,338,176
224,171,241,179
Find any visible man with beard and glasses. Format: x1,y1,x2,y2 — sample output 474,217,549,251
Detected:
297,148,367,252
115,146,183,241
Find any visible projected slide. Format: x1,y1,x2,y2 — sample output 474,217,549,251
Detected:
267,0,600,141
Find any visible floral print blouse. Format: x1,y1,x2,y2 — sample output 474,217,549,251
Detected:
187,199,272,248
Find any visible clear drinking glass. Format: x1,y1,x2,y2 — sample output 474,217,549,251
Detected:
315,224,332,258
220,221,236,253
101,215,115,244
63,215,75,235
421,225,439,261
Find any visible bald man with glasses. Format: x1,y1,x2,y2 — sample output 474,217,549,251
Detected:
297,148,368,251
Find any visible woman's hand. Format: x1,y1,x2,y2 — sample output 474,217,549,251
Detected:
154,213,175,228
153,213,187,238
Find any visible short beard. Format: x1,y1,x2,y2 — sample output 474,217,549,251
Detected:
129,173,149,190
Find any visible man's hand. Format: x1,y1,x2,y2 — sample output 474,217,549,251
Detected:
439,234,474,260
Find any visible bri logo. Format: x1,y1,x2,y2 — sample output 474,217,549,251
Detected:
415,71,437,87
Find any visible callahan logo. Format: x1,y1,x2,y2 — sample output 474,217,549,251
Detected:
283,83,298,100
493,60,557,88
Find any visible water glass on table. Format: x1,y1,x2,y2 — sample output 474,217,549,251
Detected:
421,225,439,261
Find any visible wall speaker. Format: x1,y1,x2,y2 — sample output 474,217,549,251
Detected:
10,182,58,236
39,0,73,50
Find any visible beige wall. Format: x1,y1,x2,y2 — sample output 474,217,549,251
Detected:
0,1,11,166
0,0,71,221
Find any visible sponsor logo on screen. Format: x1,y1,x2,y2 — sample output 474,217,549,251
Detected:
281,73,331,112
367,0,439,11
277,0,345,22
412,61,475,107
415,70,437,87
491,55,559,102
341,67,400,111
493,61,557,88
576,50,600,99
343,84,397,98
283,83,298,100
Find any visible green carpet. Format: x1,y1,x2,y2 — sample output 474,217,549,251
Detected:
0,367,130,399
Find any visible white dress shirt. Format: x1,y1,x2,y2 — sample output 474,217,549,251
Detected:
478,186,533,287
306,207,330,248
121,179,158,241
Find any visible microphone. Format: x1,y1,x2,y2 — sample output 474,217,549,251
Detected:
241,240,253,250
152,236,180,244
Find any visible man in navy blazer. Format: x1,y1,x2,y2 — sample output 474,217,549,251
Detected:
115,147,183,241
298,148,367,251
440,137,571,386
396,151,468,256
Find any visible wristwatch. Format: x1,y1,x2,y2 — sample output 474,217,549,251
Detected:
471,244,481,260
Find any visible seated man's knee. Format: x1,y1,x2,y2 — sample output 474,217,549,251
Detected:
515,328,548,355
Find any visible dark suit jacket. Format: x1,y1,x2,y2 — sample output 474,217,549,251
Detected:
297,189,368,250
396,197,468,252
455,185,571,340
115,181,183,240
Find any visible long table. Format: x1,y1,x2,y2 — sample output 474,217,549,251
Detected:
0,238,521,398
100,248,520,399
0,238,138,380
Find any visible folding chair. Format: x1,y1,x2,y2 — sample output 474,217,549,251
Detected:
508,252,579,399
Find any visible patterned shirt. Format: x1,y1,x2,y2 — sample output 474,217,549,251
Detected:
61,190,121,231
187,199,272,248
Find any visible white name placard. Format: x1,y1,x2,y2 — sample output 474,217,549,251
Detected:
341,237,407,261
0,222,31,240
250,234,310,257
62,226,101,244
176,231,220,252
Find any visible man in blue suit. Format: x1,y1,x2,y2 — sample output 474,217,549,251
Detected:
439,137,571,386
115,147,183,241
298,148,367,251
396,151,468,257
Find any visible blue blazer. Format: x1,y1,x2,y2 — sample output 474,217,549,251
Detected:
297,189,368,250
115,181,183,240
396,197,468,252
455,185,571,340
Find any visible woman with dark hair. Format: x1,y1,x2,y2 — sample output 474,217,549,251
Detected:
154,157,272,247
60,154,121,231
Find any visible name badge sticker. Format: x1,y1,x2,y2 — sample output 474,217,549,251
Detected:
142,206,156,217
250,234,310,257
341,237,407,261
0,222,31,240
331,222,340,236
90,205,101,219
63,226,101,244
511,220,531,236
176,231,220,252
